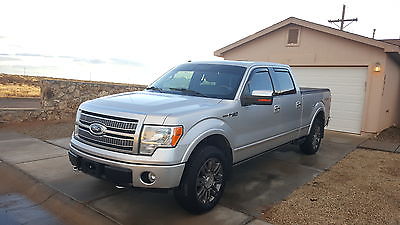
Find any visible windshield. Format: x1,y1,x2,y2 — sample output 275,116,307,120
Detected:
147,64,247,100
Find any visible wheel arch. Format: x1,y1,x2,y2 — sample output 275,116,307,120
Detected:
308,102,326,135
182,131,233,178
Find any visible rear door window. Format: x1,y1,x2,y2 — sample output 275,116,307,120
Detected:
270,68,296,95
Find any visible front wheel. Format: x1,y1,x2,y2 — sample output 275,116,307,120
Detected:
300,118,324,155
174,145,226,214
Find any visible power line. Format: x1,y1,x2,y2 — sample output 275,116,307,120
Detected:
328,5,358,31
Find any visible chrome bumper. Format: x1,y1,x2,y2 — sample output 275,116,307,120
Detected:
69,144,185,189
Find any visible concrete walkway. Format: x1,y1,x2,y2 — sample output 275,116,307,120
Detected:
358,139,400,153
0,130,367,225
0,97,40,109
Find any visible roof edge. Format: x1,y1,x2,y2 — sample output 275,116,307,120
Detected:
214,17,400,57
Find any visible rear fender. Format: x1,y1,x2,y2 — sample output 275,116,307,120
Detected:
307,102,326,135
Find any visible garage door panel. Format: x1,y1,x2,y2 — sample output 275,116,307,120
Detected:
292,67,367,134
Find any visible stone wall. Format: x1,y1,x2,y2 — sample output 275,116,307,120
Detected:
40,79,146,120
0,79,146,123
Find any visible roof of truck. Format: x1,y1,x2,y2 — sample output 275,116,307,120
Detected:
184,60,289,68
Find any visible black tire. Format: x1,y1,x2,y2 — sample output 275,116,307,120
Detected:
300,117,324,155
174,145,227,214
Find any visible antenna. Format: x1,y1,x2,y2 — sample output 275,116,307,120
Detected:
328,4,358,30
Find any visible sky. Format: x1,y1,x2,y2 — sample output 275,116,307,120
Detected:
0,0,399,85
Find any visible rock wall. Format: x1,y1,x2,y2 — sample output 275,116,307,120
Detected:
0,79,146,123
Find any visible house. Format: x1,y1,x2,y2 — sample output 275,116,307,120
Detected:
214,17,400,134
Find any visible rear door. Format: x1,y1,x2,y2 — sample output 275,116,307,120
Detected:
269,68,302,142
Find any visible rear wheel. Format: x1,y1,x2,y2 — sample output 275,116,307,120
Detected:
300,118,324,154
174,145,226,214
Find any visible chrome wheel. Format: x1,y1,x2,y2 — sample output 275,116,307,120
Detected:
196,158,224,204
312,125,322,150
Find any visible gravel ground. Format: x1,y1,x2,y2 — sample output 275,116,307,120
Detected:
0,119,74,140
264,149,400,225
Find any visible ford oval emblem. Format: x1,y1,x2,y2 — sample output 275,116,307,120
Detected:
89,123,106,136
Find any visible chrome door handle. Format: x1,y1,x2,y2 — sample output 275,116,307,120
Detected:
296,101,302,109
274,105,280,113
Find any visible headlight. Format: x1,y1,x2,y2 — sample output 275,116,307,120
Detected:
140,125,183,155
73,124,79,138
73,109,82,138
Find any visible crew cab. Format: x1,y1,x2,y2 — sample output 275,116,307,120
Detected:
68,61,331,213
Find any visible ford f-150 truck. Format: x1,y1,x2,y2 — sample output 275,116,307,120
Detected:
69,61,331,213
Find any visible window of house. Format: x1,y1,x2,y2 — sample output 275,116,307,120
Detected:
287,28,300,45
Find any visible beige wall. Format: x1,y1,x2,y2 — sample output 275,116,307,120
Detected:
219,24,399,133
378,55,400,131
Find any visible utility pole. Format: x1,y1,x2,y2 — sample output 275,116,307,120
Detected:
328,5,358,31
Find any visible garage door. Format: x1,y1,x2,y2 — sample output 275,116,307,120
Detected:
291,67,367,134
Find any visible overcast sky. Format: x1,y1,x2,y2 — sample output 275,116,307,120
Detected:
0,0,399,85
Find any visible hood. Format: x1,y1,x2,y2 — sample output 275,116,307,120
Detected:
80,91,222,123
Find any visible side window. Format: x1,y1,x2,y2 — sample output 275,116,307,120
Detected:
244,68,273,96
270,70,296,95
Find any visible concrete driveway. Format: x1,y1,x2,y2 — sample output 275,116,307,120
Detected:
0,130,366,225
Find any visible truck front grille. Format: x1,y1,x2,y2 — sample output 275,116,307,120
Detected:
76,110,138,153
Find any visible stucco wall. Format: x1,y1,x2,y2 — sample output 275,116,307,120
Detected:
220,24,392,133
0,79,146,123
378,55,400,130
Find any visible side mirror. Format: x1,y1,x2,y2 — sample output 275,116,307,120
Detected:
241,90,273,106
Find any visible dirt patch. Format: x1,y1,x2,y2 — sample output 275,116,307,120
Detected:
0,119,74,140
374,127,400,143
264,149,400,225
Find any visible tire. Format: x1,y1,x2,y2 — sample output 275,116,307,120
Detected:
300,117,324,155
174,145,227,214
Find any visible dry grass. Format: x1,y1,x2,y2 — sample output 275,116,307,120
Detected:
0,83,41,97
0,73,41,97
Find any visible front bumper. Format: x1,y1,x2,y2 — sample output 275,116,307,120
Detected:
69,144,185,189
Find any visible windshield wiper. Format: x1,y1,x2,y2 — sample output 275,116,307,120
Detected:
145,86,164,92
168,88,207,97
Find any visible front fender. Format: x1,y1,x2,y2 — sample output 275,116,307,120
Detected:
179,118,233,163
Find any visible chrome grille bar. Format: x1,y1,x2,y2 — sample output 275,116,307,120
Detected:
76,110,138,153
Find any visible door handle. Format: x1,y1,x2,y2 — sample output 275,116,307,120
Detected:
296,101,302,109
274,105,280,113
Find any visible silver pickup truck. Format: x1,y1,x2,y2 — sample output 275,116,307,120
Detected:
69,61,331,213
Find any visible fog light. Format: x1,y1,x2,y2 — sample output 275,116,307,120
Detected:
140,171,156,184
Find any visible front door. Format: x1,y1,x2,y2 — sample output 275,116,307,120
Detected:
233,67,280,163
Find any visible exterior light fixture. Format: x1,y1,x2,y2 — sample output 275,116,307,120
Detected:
373,63,381,72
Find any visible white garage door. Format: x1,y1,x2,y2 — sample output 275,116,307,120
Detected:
291,67,367,134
